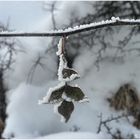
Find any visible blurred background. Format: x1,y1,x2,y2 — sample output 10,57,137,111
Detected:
0,1,140,139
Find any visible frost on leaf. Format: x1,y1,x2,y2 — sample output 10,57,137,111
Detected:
39,82,65,104
62,92,72,102
48,86,65,103
58,55,67,81
62,68,80,80
65,85,85,101
58,100,74,122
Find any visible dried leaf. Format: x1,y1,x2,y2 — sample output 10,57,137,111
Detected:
58,100,74,122
62,68,79,79
65,85,85,101
48,86,65,103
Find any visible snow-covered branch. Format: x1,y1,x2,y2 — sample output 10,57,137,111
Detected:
0,17,140,37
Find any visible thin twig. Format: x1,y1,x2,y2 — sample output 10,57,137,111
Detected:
97,113,130,134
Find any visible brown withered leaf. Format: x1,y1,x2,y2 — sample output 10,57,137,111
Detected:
58,100,74,122
62,68,80,79
48,86,65,103
65,85,85,101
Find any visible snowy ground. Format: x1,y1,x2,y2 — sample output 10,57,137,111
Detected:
2,1,140,139
38,132,110,139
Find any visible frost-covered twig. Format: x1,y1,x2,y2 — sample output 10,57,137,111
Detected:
97,113,130,136
0,17,140,37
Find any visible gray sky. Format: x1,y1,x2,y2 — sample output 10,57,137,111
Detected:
0,1,48,31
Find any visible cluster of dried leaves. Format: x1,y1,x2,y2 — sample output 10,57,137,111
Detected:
108,83,140,129
40,37,88,122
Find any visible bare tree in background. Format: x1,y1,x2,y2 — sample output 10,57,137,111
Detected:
97,113,134,139
40,1,140,70
61,1,140,69
0,22,17,138
43,1,58,30
43,1,59,52
26,1,60,84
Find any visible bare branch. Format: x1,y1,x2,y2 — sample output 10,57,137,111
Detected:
97,113,130,134
0,18,140,37
43,1,58,30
